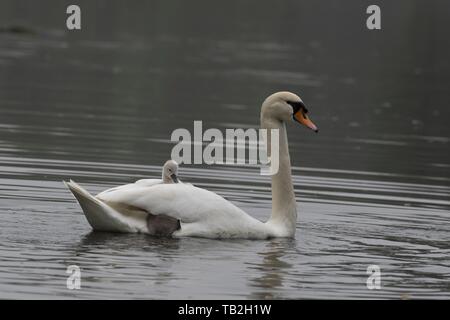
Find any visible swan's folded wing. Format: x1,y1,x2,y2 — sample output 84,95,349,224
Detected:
134,178,161,187
96,183,249,224
96,183,136,198
95,179,161,198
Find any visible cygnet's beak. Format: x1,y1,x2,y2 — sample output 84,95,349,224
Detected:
293,108,318,133
170,173,179,183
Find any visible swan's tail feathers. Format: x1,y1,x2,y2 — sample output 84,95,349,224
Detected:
64,180,135,233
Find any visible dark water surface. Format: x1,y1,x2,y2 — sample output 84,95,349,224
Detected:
0,0,449,299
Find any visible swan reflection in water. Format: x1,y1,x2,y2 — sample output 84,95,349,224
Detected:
247,239,296,299
67,232,297,298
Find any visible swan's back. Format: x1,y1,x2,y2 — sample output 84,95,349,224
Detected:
96,183,271,239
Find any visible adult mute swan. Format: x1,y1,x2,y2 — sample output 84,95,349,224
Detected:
65,91,318,239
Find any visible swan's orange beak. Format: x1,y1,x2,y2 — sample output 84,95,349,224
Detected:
294,110,318,133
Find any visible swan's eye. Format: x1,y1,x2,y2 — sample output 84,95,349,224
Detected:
287,101,308,115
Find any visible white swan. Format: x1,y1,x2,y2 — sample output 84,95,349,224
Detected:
64,91,318,239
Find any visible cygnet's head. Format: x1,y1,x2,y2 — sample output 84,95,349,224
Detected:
162,160,179,184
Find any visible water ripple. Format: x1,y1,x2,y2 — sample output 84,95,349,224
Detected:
0,156,448,299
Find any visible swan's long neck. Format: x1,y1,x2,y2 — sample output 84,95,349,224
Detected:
261,117,297,236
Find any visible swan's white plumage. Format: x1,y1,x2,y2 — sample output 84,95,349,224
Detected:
134,179,164,186
95,179,160,198
96,182,271,239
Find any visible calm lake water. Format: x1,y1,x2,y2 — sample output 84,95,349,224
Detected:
0,0,449,299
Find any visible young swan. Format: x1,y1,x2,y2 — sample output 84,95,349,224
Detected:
97,160,180,198
135,160,180,186
161,160,179,184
